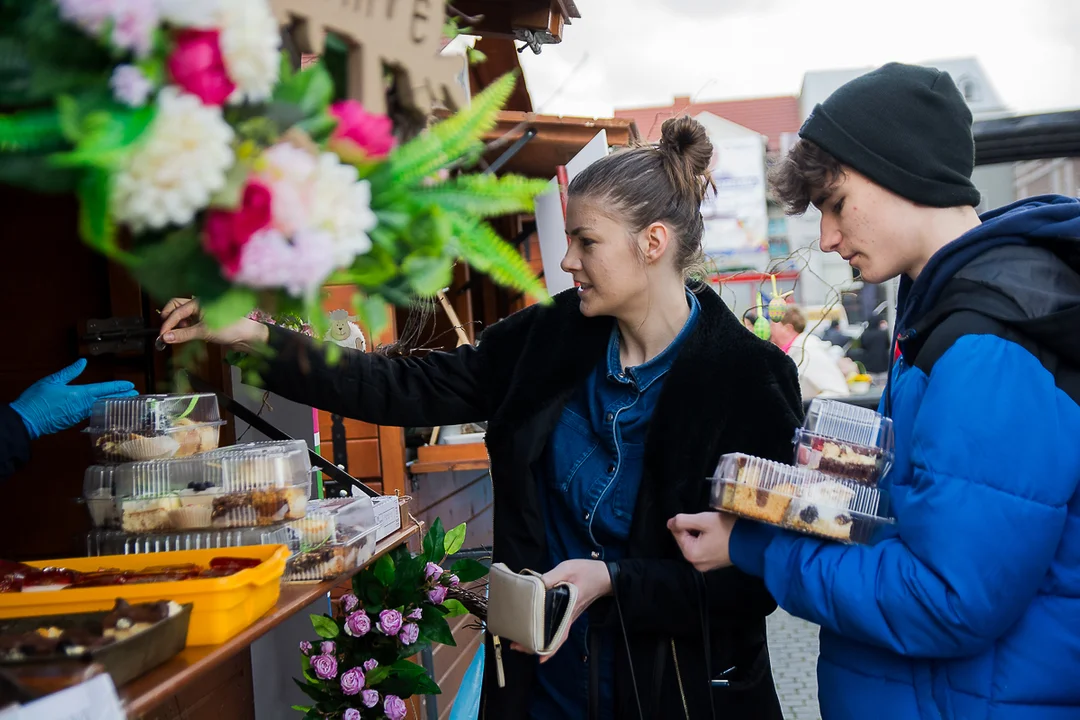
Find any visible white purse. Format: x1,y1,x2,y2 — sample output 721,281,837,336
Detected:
486,562,577,686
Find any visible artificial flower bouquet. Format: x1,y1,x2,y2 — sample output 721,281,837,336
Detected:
0,0,549,339
294,519,488,719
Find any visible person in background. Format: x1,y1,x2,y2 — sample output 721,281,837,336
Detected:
821,319,848,349
858,316,892,375
1,359,137,480
668,62,1080,719
769,306,849,400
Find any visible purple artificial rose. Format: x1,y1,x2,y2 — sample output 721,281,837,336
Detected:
340,666,365,696
377,609,403,636
363,658,378,672
399,623,420,645
361,689,379,709
344,610,371,638
447,574,460,587
384,694,408,720
424,562,443,582
408,608,423,621
299,640,312,655
310,653,338,680
341,593,359,612
343,709,361,720
428,585,448,605
320,641,335,655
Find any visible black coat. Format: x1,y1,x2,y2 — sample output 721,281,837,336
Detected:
263,285,804,720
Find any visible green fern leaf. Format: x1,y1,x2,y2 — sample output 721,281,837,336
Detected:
414,174,550,218
384,72,517,187
449,214,548,302
0,108,65,152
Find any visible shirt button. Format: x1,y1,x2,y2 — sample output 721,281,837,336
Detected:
605,412,614,422
590,551,600,559
582,654,589,663
607,464,616,474
617,372,625,379
584,512,591,521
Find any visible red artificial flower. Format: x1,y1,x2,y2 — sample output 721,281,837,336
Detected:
167,29,235,106
203,181,273,278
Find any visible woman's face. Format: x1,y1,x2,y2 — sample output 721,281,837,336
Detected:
561,196,653,318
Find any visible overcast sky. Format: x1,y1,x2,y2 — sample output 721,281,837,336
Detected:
517,0,1080,118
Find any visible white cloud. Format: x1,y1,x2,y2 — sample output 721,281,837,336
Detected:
520,0,1080,117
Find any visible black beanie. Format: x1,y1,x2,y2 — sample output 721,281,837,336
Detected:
799,62,981,208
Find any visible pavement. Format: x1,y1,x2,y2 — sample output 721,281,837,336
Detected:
767,609,822,720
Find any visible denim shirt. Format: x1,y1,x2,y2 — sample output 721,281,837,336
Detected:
530,291,701,720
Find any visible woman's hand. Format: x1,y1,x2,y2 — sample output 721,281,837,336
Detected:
509,559,612,662
158,298,269,352
667,511,737,572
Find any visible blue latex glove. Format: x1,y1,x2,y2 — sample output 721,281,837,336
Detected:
10,359,137,439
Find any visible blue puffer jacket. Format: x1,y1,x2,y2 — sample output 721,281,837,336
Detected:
730,195,1080,720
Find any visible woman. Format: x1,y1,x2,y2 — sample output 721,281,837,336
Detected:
160,117,803,720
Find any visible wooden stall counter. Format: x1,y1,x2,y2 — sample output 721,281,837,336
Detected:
119,523,420,719
408,442,490,475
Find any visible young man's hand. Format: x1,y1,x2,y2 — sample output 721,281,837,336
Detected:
668,511,737,573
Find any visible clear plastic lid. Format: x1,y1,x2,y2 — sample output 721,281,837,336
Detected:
282,525,378,583
89,393,222,432
86,525,299,556
802,398,894,453
710,453,892,544
82,467,120,529
202,440,311,491
287,496,376,551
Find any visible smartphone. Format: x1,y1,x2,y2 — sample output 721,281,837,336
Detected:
544,586,572,647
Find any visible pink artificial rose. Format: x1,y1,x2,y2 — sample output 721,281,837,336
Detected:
310,653,337,680
384,694,408,720
399,623,420,645
298,640,312,655
167,29,235,106
329,100,395,160
344,611,371,638
341,593,359,613
320,641,335,655
363,658,378,672
203,181,273,278
424,562,443,583
361,689,379,709
340,666,365,696
447,574,460,587
377,609,403,637
428,585,448,605
343,709,361,720
407,608,423,621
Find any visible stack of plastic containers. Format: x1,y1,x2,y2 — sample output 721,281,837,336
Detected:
710,399,895,544
80,394,381,582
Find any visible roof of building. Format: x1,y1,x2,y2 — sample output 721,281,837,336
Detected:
615,95,800,151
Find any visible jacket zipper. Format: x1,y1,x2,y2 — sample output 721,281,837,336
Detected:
670,638,690,719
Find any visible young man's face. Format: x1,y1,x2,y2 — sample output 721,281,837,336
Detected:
813,168,923,284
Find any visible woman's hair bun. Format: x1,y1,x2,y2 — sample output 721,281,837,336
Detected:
659,115,713,177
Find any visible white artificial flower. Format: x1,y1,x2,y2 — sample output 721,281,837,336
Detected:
113,87,234,230
56,0,159,57
257,143,318,236
218,0,280,104
110,64,153,107
156,0,220,28
310,152,378,267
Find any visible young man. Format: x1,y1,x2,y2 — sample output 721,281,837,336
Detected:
769,305,850,400
669,62,1080,719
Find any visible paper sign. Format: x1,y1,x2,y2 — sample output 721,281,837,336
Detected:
12,675,124,720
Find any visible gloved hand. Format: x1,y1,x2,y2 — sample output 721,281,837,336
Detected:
10,359,137,439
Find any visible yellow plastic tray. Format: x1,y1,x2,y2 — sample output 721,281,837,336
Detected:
0,545,288,647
